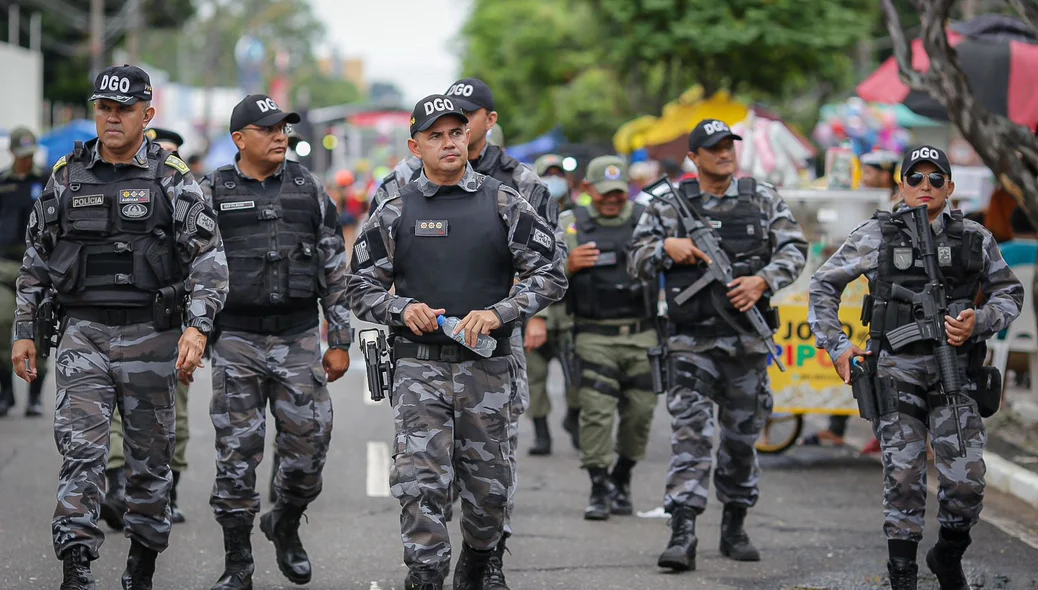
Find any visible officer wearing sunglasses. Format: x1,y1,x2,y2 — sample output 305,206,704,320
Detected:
808,144,1023,589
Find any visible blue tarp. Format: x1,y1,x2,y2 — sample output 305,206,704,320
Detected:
38,120,97,167
203,134,238,172
506,129,566,163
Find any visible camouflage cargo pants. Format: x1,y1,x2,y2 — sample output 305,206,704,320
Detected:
876,383,986,542
504,325,526,535
110,381,190,472
525,329,579,419
52,318,180,559
391,355,514,575
576,330,658,470
663,351,772,514
209,328,333,525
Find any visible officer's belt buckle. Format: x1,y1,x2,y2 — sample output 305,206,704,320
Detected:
440,346,460,363
261,317,281,332
619,324,633,337
114,273,133,285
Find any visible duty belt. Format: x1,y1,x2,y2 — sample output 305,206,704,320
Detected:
575,320,650,337
393,338,511,362
218,308,318,335
65,306,153,326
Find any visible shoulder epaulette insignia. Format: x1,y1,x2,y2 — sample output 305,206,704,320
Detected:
165,154,190,175
52,156,67,173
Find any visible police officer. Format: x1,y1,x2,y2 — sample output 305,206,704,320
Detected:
628,118,807,571
809,146,1023,590
11,64,228,590
562,156,659,519
524,153,581,457
348,95,566,590
199,93,352,590
0,127,49,417
102,126,194,531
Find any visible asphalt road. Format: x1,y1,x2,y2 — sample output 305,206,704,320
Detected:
2,337,1038,590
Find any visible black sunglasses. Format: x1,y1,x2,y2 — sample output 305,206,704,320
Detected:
904,171,947,188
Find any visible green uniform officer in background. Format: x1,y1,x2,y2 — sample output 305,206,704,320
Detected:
525,154,581,455
561,156,659,520
101,127,193,529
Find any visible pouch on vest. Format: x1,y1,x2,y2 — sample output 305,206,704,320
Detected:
968,366,1001,418
66,200,112,235
143,237,176,286
47,241,84,294
287,241,318,299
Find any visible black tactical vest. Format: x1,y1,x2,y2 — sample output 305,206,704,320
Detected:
211,161,324,325
868,209,985,355
45,142,180,308
665,178,773,333
569,203,657,320
393,176,515,346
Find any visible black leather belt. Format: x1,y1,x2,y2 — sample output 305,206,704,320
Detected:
65,306,153,326
393,337,511,362
218,309,318,335
576,321,649,337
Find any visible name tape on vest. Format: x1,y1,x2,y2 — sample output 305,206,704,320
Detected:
220,200,255,211
72,195,105,208
415,220,448,237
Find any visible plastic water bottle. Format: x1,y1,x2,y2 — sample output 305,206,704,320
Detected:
438,315,498,358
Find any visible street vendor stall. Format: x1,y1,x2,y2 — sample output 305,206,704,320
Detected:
757,187,890,453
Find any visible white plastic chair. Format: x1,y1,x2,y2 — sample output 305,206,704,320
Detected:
988,264,1038,391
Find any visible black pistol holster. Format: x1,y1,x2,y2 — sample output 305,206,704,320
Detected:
360,329,394,403
153,284,187,331
34,294,63,359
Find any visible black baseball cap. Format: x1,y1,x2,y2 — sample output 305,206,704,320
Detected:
444,78,495,112
409,94,469,137
901,145,952,179
688,118,742,152
229,94,301,134
89,65,153,105
145,127,184,148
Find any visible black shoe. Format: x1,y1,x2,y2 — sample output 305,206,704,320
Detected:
260,504,311,585
609,457,635,515
211,525,254,590
170,471,186,524
404,567,444,590
60,546,96,590
482,534,510,589
719,503,760,561
268,452,280,504
528,417,552,456
925,527,971,590
584,467,613,521
453,543,494,590
562,407,580,450
100,468,127,531
657,507,697,571
120,540,157,590
887,557,919,590
0,387,11,418
25,376,44,417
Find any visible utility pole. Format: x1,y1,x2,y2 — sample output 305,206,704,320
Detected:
8,4,18,46
127,0,141,64
90,0,105,77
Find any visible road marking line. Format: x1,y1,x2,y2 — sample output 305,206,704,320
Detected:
366,441,391,498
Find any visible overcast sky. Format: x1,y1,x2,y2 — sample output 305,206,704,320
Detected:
308,0,472,105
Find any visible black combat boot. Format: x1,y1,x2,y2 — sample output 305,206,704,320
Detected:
562,407,581,450
719,503,761,561
657,507,697,571
211,525,254,590
584,467,614,521
100,467,127,531
887,539,919,590
482,533,510,589
528,417,552,456
609,456,636,515
453,543,494,590
120,539,157,590
925,527,971,590
404,566,444,590
170,471,186,524
260,503,311,585
0,365,12,417
25,375,44,417
60,545,96,590
268,452,280,503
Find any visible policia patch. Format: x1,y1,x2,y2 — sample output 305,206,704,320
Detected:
514,212,555,259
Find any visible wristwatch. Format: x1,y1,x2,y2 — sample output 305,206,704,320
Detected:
189,318,213,336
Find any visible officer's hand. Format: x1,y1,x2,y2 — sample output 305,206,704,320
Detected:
323,348,351,382
567,242,600,274
403,303,446,336
836,345,870,385
524,317,548,351
176,327,207,380
456,310,502,349
727,276,769,312
12,339,37,383
945,309,977,347
664,237,712,266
